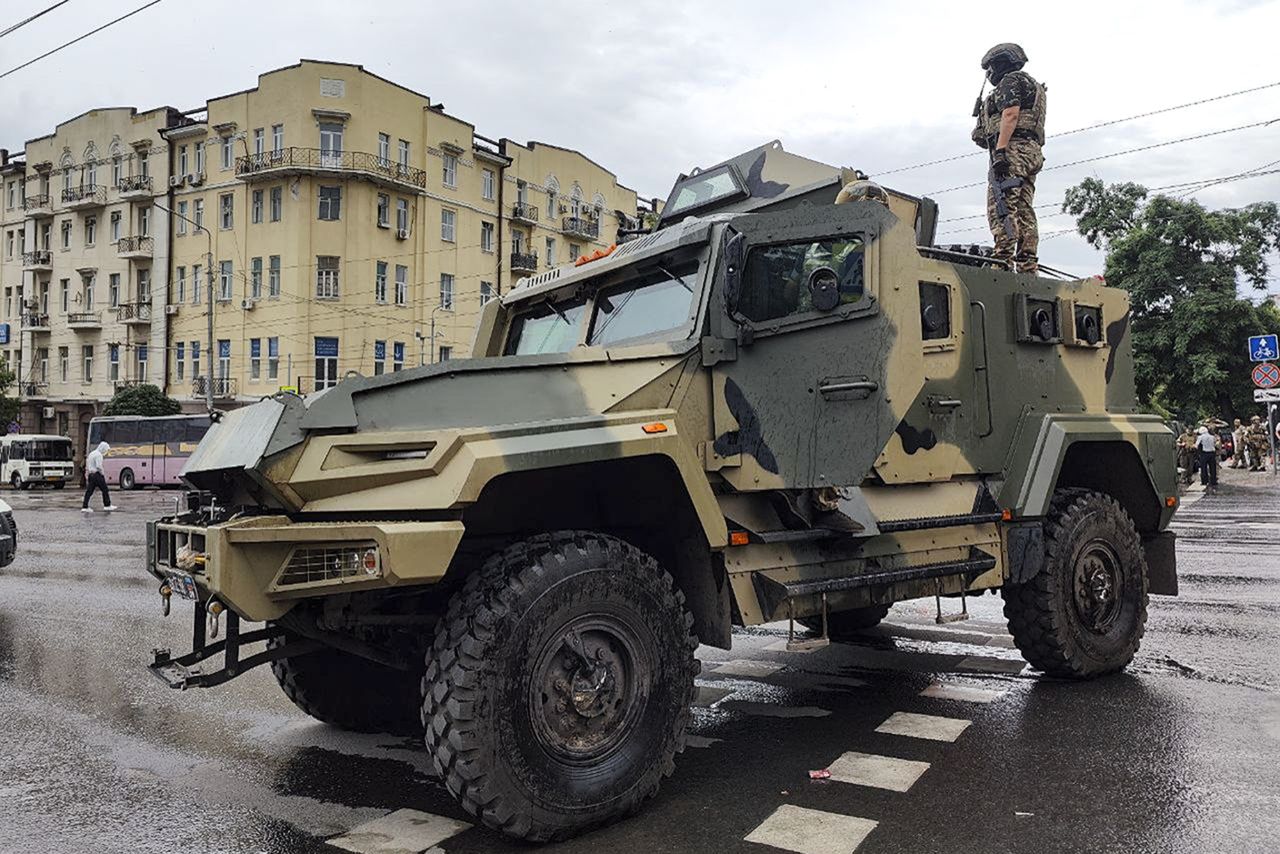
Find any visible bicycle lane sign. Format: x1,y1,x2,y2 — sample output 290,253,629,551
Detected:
1249,334,1278,362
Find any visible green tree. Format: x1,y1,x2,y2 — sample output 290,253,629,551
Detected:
102,383,182,417
0,358,17,428
1062,178,1280,420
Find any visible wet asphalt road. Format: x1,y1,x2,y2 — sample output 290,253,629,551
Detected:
1,469,1278,854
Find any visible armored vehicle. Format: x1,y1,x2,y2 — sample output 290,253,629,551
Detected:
143,142,1178,841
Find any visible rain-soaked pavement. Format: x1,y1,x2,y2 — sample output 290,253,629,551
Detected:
2,468,1279,854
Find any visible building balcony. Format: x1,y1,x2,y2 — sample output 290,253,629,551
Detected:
61,185,107,210
235,147,428,194
116,235,153,260
112,378,146,392
192,376,237,399
21,194,52,217
118,302,152,325
116,175,153,200
21,313,50,333
562,216,600,240
68,311,102,330
19,380,49,399
510,251,539,275
22,250,52,271
511,202,539,224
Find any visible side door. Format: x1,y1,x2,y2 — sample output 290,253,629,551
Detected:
709,204,917,492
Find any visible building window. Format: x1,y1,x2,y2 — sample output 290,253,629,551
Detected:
481,221,494,252
193,198,204,229
373,340,385,375
267,337,279,380
192,264,202,304
545,237,555,267
60,279,69,313
82,345,93,383
112,157,122,186
251,257,262,299
139,206,150,237
398,140,410,172
547,191,557,220
375,261,387,303
251,189,263,223
83,276,94,310
218,260,233,301
250,338,261,381
377,193,390,227
319,122,343,165
220,136,234,170
137,345,148,383
217,340,231,382
179,145,188,176
441,209,456,242
438,345,452,362
109,344,120,381
176,266,186,304
138,153,149,180
393,341,404,372
318,186,341,221
316,256,340,299
219,193,233,229
137,268,150,303
378,133,390,166
110,211,121,242
315,336,339,389
175,343,185,381
569,242,582,263
59,346,68,382
440,273,454,310
37,347,48,382
272,124,284,155
4,182,13,209
396,198,408,232
395,264,407,306
195,143,205,175
87,161,98,188
176,200,188,235
191,341,200,379
60,220,71,250
253,128,264,156
4,231,11,258
482,169,495,201
442,154,457,188
480,281,494,305
108,273,120,308
269,255,280,297
270,186,282,221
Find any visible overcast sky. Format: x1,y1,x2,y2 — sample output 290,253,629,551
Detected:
2,0,1278,293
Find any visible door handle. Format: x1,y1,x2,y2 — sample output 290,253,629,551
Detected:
819,380,879,396
932,398,963,408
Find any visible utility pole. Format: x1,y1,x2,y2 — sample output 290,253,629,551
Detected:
153,201,213,413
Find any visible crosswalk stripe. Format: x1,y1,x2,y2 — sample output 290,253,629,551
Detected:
744,804,878,854
825,751,931,792
327,809,471,854
957,655,1027,674
876,711,971,742
920,682,1007,704
709,659,785,678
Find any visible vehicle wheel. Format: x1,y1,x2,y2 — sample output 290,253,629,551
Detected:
423,531,699,842
268,630,423,735
119,468,135,490
798,604,891,639
1002,489,1148,678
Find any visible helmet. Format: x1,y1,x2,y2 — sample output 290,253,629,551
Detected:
981,43,1028,84
835,180,890,207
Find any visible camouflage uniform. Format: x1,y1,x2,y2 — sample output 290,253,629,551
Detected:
972,70,1047,273
1230,419,1246,468
1247,416,1270,471
1176,429,1198,485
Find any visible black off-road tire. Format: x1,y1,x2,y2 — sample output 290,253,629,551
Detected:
1003,489,1149,678
422,531,699,842
798,604,891,639
268,631,423,735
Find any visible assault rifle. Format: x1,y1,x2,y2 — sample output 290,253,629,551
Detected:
988,161,1024,241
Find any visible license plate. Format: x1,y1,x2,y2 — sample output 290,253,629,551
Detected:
45,476,60,481
165,571,199,600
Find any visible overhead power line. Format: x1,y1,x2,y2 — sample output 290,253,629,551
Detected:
0,0,70,39
0,0,163,81
875,79,1280,177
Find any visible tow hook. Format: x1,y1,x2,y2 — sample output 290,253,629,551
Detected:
159,582,172,617
206,599,226,639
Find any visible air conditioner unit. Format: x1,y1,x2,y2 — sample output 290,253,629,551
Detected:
42,406,55,419
168,175,183,188
396,228,410,240
164,304,179,316
188,172,205,186
240,298,256,311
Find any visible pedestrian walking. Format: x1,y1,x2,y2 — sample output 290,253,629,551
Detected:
82,441,115,513
1195,426,1219,492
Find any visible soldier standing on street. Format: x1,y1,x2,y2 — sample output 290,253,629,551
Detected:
1247,415,1269,471
1177,426,1198,485
971,43,1047,274
1230,418,1246,468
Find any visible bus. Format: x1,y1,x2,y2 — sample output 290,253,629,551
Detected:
87,415,213,489
0,434,74,489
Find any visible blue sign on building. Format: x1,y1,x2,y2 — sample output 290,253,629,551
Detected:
0,323,9,345
314,337,339,358
1249,334,1278,362
374,340,386,360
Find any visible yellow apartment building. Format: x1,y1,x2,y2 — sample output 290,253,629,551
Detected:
163,60,637,406
4,107,178,458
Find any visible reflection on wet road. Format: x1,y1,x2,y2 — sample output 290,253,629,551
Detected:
1,468,1278,853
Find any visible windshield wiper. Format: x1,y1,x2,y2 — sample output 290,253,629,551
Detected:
547,300,572,325
658,264,693,292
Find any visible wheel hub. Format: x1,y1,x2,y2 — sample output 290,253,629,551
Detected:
1073,540,1123,632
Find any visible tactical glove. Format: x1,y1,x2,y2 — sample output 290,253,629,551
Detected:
992,148,1010,179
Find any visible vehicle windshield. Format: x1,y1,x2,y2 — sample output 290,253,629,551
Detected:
504,298,588,356
27,440,73,462
588,262,699,347
664,165,744,218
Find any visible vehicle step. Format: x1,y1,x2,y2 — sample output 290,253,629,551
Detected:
755,547,997,603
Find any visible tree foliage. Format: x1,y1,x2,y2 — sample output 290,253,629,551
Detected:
0,358,17,429
1063,178,1280,420
102,383,182,417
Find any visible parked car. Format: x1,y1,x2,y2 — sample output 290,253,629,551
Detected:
1217,429,1235,462
0,497,16,567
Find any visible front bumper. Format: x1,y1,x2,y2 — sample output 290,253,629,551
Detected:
147,514,465,621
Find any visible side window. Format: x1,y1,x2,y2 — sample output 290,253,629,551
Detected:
918,282,952,341
737,236,865,324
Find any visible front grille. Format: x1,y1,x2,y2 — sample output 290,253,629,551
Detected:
274,543,381,588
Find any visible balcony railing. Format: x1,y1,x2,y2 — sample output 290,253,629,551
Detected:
67,311,102,328
21,313,50,331
562,216,600,239
235,147,428,191
510,251,538,273
112,378,145,391
61,185,106,208
511,202,539,223
118,302,152,324
22,250,52,269
116,175,153,197
19,381,48,398
116,235,154,258
192,376,237,398
22,193,51,214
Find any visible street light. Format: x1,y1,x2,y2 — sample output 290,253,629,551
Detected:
153,200,214,414
428,303,449,364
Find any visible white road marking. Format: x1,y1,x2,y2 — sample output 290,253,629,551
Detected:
876,711,971,742
710,659,785,678
920,682,1007,704
694,684,736,707
763,639,824,654
825,751,931,792
745,804,878,854
957,655,1027,675
327,809,471,854
685,734,724,749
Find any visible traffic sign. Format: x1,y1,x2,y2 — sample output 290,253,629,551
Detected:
1249,334,1279,362
1254,388,1280,402
1254,362,1280,389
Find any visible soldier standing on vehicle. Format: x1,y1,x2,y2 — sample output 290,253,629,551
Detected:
970,43,1047,274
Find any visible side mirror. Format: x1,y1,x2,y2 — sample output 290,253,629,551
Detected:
721,230,745,311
